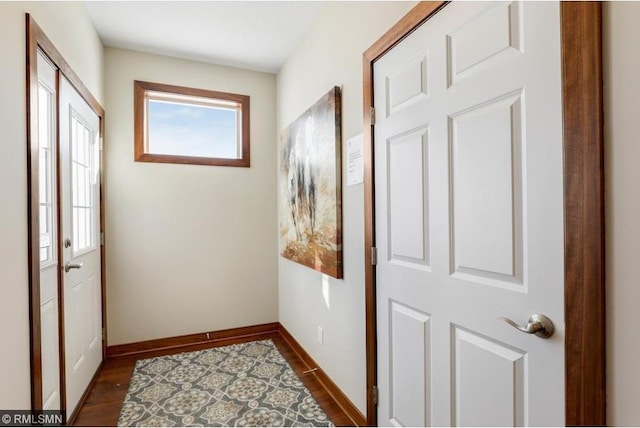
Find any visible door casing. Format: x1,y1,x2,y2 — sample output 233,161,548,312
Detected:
362,2,605,425
26,14,107,418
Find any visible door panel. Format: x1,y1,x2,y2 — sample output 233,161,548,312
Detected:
389,301,431,427
375,2,564,426
447,2,522,85
452,327,525,426
60,75,102,418
388,129,429,266
387,56,428,115
449,91,524,287
40,295,60,410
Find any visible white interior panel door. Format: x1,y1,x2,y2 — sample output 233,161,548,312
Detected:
374,2,564,426
37,51,61,412
59,75,102,418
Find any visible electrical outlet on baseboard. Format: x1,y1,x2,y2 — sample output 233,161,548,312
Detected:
317,326,323,345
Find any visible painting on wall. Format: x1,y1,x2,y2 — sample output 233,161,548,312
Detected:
280,87,343,279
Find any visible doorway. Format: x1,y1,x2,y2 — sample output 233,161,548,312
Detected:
363,2,605,426
26,15,106,422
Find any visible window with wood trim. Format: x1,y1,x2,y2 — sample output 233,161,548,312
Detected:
134,80,250,167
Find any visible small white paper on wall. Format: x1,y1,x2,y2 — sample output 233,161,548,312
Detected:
346,133,364,186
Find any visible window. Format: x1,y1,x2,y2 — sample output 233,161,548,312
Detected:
37,53,56,265
134,80,250,167
71,113,97,255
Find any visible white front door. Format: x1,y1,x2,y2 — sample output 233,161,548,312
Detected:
374,2,564,426
37,51,61,412
59,75,103,418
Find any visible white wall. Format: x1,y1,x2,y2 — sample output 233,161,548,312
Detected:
0,1,103,408
277,1,416,414
104,48,278,345
604,3,640,425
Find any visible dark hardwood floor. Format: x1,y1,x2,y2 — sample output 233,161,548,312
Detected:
72,332,353,426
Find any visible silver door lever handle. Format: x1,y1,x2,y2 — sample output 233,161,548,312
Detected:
64,262,84,273
500,313,554,338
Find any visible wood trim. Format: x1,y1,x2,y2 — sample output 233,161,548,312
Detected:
100,115,107,361
25,13,43,411
30,30,104,118
278,325,367,427
106,323,280,358
561,2,606,425
133,80,250,167
363,2,448,65
362,1,605,426
362,3,446,425
26,14,106,414
133,80,145,162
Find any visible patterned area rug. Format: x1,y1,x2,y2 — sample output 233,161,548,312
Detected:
117,339,332,427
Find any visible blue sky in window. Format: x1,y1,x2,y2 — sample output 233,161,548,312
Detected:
148,100,238,158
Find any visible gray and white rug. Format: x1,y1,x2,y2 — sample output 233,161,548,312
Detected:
117,339,332,427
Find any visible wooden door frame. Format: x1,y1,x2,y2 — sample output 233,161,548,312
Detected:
26,14,107,414
362,2,605,426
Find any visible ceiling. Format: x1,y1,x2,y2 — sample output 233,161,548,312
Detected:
84,1,324,73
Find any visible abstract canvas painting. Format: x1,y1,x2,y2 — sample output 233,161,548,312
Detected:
280,87,343,279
